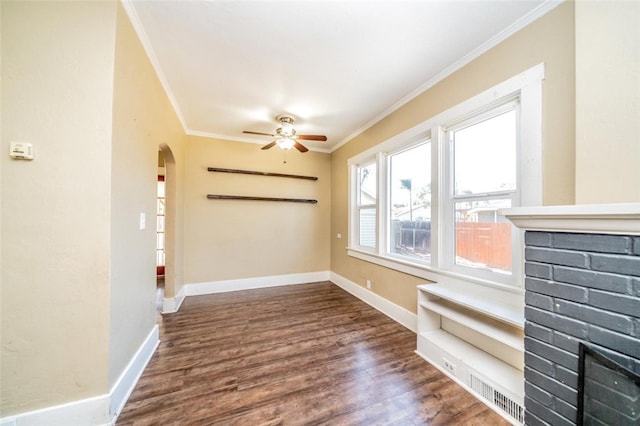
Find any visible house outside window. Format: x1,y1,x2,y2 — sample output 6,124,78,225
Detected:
355,161,377,250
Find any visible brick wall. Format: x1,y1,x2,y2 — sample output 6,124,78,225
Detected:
523,231,640,425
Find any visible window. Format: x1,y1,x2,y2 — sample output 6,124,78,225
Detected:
388,141,431,263
348,64,543,290
355,161,377,250
448,105,517,278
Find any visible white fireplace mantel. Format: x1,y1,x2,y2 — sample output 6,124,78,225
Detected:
502,203,640,235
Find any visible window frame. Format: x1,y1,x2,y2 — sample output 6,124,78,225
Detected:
441,100,521,285
347,63,544,292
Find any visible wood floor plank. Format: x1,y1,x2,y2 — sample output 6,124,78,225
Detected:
117,282,510,425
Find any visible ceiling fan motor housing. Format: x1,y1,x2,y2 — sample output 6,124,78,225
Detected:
276,127,296,137
276,114,296,137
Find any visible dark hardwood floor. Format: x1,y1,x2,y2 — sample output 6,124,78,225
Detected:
116,281,509,425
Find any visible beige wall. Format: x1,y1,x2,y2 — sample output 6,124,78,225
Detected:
575,0,640,204
1,1,116,414
109,3,185,387
184,137,330,285
331,2,576,313
0,0,187,416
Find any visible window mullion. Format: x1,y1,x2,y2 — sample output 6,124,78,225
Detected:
434,125,453,269
443,127,457,270
376,151,388,257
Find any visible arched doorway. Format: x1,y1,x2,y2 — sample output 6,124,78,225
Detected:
158,144,176,313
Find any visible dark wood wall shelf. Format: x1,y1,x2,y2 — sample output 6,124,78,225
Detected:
207,194,317,204
207,167,318,181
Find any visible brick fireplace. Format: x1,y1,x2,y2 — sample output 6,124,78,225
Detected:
506,204,640,425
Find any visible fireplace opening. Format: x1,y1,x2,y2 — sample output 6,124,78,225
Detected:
577,343,640,425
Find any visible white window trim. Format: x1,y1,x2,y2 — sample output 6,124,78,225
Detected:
347,63,544,296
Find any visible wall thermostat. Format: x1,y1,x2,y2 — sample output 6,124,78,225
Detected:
10,142,34,160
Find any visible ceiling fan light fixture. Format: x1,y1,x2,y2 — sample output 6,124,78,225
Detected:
276,137,295,150
244,113,325,153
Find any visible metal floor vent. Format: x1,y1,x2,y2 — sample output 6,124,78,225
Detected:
470,373,524,425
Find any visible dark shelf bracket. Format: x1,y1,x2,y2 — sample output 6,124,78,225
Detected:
207,167,318,181
207,194,317,204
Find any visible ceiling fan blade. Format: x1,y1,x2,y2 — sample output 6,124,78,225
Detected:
244,130,275,137
261,141,277,150
296,134,327,141
294,141,309,153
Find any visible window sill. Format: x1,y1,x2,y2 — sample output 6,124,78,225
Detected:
346,247,524,310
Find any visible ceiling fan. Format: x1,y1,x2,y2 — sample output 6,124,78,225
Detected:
243,114,327,153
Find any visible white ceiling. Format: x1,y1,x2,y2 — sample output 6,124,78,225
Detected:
124,0,558,153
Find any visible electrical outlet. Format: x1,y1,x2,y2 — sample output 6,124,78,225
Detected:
366,280,371,290
443,358,456,375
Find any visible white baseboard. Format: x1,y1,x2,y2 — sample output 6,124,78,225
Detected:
184,271,331,297
0,326,160,426
0,393,110,426
109,324,160,420
162,285,185,314
330,272,417,333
